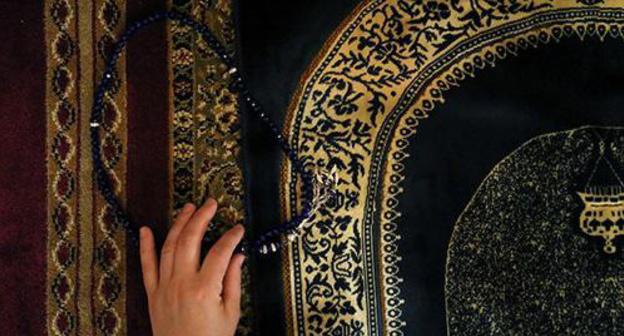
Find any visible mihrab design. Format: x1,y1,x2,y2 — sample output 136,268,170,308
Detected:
282,0,624,334
446,127,624,335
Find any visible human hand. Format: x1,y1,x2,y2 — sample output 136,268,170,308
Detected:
139,198,245,336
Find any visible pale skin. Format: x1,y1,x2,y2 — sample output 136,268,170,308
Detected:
139,198,244,336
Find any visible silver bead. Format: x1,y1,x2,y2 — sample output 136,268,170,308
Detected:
270,243,277,252
104,73,112,79
90,122,100,128
224,67,238,79
260,245,268,254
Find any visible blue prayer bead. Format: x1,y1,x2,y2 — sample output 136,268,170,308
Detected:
89,11,320,256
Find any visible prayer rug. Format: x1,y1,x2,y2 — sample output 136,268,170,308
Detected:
241,0,624,335
0,0,250,334
7,0,624,335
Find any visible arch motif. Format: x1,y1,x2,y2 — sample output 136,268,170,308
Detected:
280,0,624,334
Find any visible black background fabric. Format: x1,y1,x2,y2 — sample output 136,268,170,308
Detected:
237,1,624,334
237,1,360,334
398,39,624,335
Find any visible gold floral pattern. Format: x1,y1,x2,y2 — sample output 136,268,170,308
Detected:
168,0,251,334
281,0,624,334
45,0,127,335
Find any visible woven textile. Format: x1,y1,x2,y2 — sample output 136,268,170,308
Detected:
7,0,624,335
0,0,249,334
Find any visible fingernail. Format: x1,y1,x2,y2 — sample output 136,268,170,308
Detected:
139,226,148,239
235,224,245,234
182,203,194,212
205,197,217,207
239,255,246,267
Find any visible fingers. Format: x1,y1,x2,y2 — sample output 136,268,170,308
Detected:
200,225,245,286
160,203,195,283
139,226,158,296
222,253,245,316
173,198,218,275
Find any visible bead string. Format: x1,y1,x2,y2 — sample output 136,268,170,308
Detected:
90,11,322,256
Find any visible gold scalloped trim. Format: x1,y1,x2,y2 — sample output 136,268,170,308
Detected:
381,18,624,336
280,1,624,334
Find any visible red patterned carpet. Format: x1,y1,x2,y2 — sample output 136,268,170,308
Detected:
9,0,624,335
0,0,248,334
